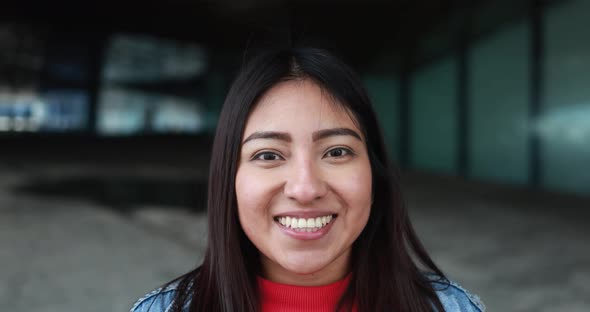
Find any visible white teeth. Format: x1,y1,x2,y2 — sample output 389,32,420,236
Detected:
291,218,298,229
276,215,335,231
298,218,306,228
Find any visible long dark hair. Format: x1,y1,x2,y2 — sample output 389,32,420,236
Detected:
167,47,447,312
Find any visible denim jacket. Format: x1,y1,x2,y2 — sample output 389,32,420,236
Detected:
130,277,485,312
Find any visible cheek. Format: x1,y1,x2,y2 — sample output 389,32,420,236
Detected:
235,169,259,217
235,170,260,242
331,163,373,210
348,168,373,233
235,168,277,226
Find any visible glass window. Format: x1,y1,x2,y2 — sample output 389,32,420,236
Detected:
0,24,90,133
410,56,458,174
469,21,530,185
102,34,206,83
542,0,590,196
98,34,208,136
364,75,399,160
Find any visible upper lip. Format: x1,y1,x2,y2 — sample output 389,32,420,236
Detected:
274,211,337,218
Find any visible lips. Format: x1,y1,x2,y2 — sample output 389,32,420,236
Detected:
273,213,337,240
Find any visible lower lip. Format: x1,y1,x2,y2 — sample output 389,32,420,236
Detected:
276,217,336,240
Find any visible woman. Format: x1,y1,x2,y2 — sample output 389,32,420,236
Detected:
130,47,485,312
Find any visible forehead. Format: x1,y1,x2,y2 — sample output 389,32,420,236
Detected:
244,79,360,134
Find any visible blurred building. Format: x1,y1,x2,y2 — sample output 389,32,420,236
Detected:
0,0,588,197
1,2,589,312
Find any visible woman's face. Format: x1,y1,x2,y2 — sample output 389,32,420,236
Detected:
235,79,372,286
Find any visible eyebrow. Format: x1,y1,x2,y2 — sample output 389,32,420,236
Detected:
242,127,362,145
312,128,362,142
242,131,291,144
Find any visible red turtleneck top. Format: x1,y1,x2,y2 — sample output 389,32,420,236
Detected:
257,274,355,312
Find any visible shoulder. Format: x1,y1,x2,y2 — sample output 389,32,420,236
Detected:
130,281,183,312
427,275,486,312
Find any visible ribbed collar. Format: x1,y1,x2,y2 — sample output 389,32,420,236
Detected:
257,273,352,312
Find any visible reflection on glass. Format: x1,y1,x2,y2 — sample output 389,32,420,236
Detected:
469,21,529,185
535,104,590,146
0,91,38,132
97,87,203,135
0,24,92,134
97,88,147,135
39,89,89,131
102,34,207,83
98,34,207,136
544,0,590,195
0,89,88,132
152,100,204,133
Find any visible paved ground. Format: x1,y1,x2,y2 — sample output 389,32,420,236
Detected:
406,173,590,311
0,163,588,311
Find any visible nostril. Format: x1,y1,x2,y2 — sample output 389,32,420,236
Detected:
284,179,328,204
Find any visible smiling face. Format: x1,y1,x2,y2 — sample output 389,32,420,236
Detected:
235,79,372,286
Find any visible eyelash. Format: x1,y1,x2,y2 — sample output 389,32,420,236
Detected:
324,147,354,159
252,151,284,161
251,147,354,162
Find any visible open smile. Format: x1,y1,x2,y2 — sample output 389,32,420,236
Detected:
274,214,336,232
273,214,338,240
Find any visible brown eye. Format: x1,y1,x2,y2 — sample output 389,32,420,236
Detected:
254,152,283,161
325,148,352,158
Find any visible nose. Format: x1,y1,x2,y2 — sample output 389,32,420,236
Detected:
283,158,328,204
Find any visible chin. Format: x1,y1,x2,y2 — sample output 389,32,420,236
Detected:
279,254,333,276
